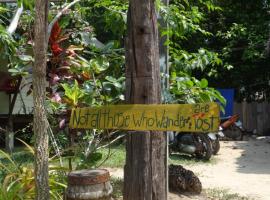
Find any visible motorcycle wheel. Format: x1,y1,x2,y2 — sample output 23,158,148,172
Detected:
224,124,243,140
195,134,212,160
212,137,220,155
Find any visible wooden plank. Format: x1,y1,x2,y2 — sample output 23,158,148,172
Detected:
250,102,257,131
267,103,270,134
234,102,243,122
69,103,220,132
262,102,269,134
257,103,264,134
242,101,247,129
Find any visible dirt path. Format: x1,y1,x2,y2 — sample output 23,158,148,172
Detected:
107,137,270,200
187,137,270,200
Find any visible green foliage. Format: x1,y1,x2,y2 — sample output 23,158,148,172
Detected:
0,4,33,73
171,48,222,74
62,80,85,107
110,177,124,199
81,0,128,41
160,0,270,102
157,0,226,106
169,72,226,111
157,0,226,90
0,140,67,199
59,129,125,170
0,5,9,25
97,144,126,168
0,25,16,60
17,0,34,10
193,0,270,101
76,151,103,170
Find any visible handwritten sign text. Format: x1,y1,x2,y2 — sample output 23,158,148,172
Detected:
69,103,220,132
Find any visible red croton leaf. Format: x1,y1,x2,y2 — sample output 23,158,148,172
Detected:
49,22,61,44
49,22,64,56
51,43,63,56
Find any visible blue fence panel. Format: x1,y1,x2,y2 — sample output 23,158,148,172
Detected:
218,89,234,117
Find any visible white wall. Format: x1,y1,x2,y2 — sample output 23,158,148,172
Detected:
0,68,33,115
0,92,9,114
13,81,33,114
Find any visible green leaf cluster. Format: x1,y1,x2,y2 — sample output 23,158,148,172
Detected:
0,140,67,200
170,72,226,111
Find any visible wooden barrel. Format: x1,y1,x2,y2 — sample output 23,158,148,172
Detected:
66,169,113,200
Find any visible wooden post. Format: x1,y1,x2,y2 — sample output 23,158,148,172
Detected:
5,77,21,153
5,116,14,153
124,0,167,200
6,94,14,153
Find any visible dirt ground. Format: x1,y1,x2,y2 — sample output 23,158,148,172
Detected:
108,137,270,200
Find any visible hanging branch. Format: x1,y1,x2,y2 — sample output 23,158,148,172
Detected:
47,0,81,41
47,0,108,48
96,131,124,150
7,4,23,35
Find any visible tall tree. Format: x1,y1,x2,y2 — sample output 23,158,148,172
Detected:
124,0,167,199
33,0,50,199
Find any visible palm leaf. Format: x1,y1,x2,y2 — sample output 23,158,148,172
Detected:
16,138,35,155
0,150,17,168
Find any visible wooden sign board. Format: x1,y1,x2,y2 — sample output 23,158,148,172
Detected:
69,103,220,132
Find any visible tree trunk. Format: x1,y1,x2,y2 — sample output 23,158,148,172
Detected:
158,0,170,196
124,0,167,200
33,0,50,199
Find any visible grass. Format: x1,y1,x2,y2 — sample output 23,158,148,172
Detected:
1,142,218,171
205,188,253,200
110,178,252,200
0,146,34,182
111,177,124,199
97,145,218,168
169,153,218,166
0,145,253,200
97,144,126,168
0,147,33,162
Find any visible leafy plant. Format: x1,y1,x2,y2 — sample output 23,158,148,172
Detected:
61,80,85,107
169,72,226,111
159,0,224,77
71,129,125,170
0,25,16,60
0,139,67,200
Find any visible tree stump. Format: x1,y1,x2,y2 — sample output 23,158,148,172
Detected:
66,169,113,200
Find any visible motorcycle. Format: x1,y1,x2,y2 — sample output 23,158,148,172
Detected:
207,114,245,155
220,114,245,140
168,131,213,160
207,126,224,155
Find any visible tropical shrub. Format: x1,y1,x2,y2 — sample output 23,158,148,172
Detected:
0,140,67,200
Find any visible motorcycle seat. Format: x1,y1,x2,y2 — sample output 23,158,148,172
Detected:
220,116,231,123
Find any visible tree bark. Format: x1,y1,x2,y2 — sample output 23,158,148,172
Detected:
124,1,167,200
33,0,50,199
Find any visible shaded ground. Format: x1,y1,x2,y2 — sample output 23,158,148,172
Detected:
108,137,270,200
